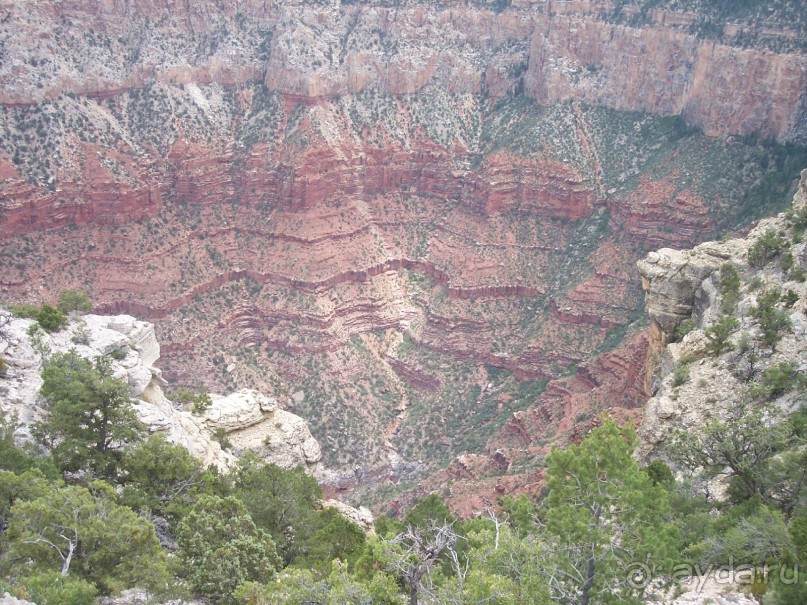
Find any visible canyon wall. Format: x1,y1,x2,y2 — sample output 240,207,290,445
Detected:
637,168,807,462
0,1,804,142
0,1,806,511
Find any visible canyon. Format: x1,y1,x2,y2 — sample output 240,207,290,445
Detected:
0,0,806,512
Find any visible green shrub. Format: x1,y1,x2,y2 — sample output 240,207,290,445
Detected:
673,319,696,342
747,229,788,268
176,495,280,603
71,322,90,345
705,315,740,357
213,427,232,450
171,386,212,415
719,263,741,313
16,571,98,605
780,251,795,274
749,276,765,291
751,288,792,350
783,289,800,308
10,304,39,319
109,347,127,360
751,362,798,400
672,363,691,387
33,305,67,333
57,289,92,315
788,206,807,238
643,459,675,487
0,356,6,377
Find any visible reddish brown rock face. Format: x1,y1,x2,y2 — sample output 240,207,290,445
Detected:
0,0,806,514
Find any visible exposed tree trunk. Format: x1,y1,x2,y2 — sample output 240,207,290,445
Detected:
581,549,595,605
61,540,75,576
409,581,419,605
96,401,109,453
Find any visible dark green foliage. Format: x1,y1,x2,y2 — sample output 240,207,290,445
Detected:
644,459,675,487
256,559,402,605
750,288,793,350
766,507,807,603
8,480,169,594
37,351,143,476
748,229,789,268
403,494,455,530
10,571,98,605
751,362,800,400
499,494,538,537
0,356,6,377
212,427,232,450
32,304,67,333
0,469,52,537
673,318,696,342
299,507,366,571
233,455,322,565
719,263,741,314
671,362,691,386
10,304,40,319
701,499,793,565
0,415,59,480
176,495,280,603
780,250,795,274
542,420,679,604
790,406,807,440
705,315,739,356
120,435,227,524
782,288,800,308
788,205,807,238
56,289,92,315
670,403,793,504
170,386,213,415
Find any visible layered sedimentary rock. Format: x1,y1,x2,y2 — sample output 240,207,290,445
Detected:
0,1,806,511
1,1,804,141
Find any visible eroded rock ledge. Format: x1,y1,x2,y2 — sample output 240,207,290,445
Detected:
637,168,807,457
0,309,323,474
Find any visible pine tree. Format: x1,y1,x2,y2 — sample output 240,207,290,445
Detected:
37,351,142,476
541,420,680,605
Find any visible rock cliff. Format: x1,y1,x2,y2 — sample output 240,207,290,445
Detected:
638,168,807,458
0,309,322,473
0,2,804,141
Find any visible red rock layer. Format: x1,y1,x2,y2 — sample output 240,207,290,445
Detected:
0,2,803,141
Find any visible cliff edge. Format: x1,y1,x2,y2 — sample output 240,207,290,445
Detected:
0,310,323,473
637,168,807,459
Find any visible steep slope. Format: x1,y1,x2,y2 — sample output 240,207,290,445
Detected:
0,1,806,508
638,168,807,461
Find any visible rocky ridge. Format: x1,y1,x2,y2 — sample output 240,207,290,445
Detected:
0,309,323,473
638,168,807,458
0,2,804,142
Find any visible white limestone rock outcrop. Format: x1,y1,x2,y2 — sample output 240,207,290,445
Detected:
0,593,36,605
319,499,375,534
648,577,758,605
0,310,322,473
638,169,807,458
0,312,161,440
203,388,322,471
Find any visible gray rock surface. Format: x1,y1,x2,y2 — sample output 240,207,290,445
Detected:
638,169,807,458
0,311,322,473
